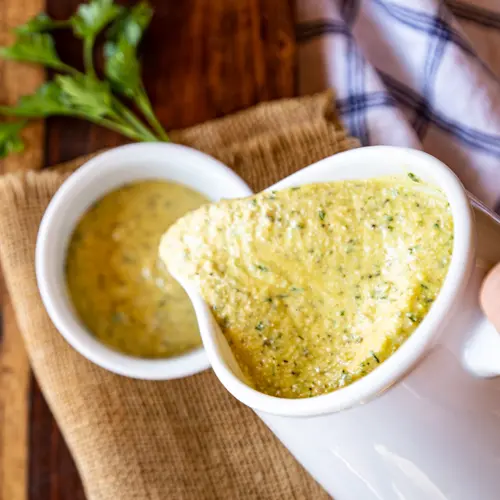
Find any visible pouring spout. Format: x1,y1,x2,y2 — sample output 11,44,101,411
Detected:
168,267,253,388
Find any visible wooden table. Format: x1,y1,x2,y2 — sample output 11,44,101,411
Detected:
0,1,296,498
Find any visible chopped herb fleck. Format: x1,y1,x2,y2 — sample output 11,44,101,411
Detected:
255,321,265,331
318,210,326,221
111,312,125,323
256,264,269,272
408,172,420,182
370,351,380,363
406,313,418,323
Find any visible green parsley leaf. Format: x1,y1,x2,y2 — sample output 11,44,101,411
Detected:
0,121,27,158
104,1,153,97
71,0,123,41
104,42,141,98
0,79,151,142
107,1,152,47
0,33,69,71
0,82,72,117
55,74,114,118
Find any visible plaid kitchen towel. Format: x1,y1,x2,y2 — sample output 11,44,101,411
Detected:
295,0,500,209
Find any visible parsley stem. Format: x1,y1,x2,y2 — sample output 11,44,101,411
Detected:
21,58,77,75
51,20,72,29
83,38,95,78
58,63,79,75
136,86,169,141
0,107,150,143
87,116,149,142
111,97,157,141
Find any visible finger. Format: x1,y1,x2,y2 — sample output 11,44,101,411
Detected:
480,262,500,332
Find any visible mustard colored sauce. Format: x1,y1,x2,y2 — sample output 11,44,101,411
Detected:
66,180,208,358
161,175,454,398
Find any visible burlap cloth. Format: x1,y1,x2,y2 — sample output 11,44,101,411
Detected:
0,90,357,500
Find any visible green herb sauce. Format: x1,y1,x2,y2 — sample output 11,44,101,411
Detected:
66,180,208,358
161,177,454,398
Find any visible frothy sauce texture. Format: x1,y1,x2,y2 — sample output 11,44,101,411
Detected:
66,180,208,358
161,176,454,398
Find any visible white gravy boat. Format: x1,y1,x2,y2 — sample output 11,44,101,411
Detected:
172,146,500,499
38,144,500,499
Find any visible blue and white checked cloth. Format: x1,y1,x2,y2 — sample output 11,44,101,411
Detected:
296,0,500,210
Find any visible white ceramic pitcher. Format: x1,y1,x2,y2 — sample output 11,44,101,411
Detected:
176,146,500,500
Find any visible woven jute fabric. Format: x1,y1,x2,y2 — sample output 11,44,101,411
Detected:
0,90,357,500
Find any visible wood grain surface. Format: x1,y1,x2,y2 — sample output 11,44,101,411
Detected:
0,1,297,498
0,1,45,500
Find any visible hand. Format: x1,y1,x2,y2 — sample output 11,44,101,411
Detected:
480,262,500,332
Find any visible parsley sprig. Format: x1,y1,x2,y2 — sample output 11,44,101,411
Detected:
0,0,168,158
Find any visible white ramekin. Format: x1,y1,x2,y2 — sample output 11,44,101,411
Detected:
35,143,252,380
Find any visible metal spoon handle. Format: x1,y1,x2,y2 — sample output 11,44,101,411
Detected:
467,190,500,226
